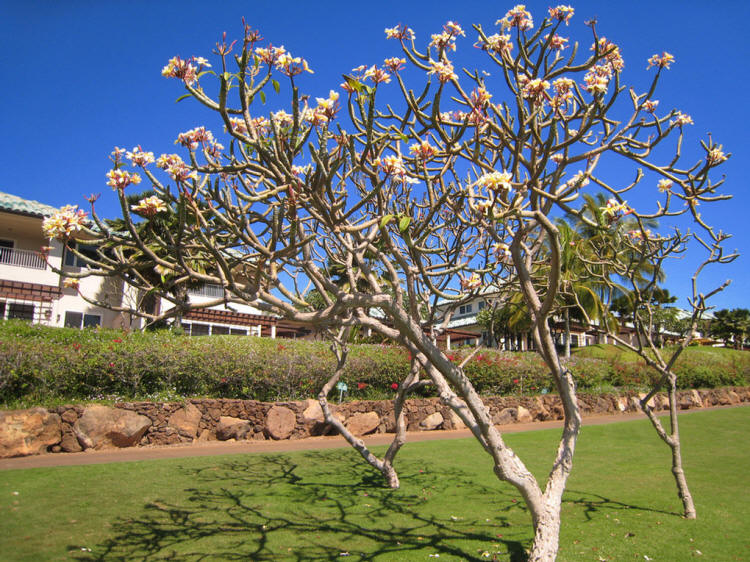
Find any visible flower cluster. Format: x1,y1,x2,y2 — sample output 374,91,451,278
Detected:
362,65,391,84
657,179,673,192
627,228,652,241
256,45,313,76
176,126,223,157
131,195,168,217
376,155,417,184
384,24,415,41
493,242,512,261
477,171,513,193
161,56,210,86
409,138,438,161
126,146,155,167
583,64,612,95
601,198,631,219
428,59,457,83
429,21,464,52
461,273,482,291
302,90,340,126
548,5,574,24
521,77,550,103
545,34,569,50
62,277,80,290
551,77,575,109
672,112,693,127
707,147,727,166
42,205,88,241
498,5,533,31
106,169,142,191
477,33,513,56
469,86,492,109
271,110,293,128
291,164,311,176
595,38,624,72
641,99,659,113
383,57,406,73
647,52,675,69
156,153,198,182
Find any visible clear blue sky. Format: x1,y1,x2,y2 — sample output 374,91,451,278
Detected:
2,0,748,310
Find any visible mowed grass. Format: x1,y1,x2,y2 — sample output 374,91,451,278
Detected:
1,408,748,561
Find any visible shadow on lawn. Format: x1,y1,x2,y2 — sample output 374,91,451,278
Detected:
72,450,530,561
71,450,675,561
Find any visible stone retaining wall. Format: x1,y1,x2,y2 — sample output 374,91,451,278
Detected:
1,387,748,458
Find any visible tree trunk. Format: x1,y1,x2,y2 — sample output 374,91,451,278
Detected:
528,504,562,562
563,308,571,358
666,378,697,518
640,374,697,519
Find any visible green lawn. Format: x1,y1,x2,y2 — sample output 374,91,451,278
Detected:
1,408,748,561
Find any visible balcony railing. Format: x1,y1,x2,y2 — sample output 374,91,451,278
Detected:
0,247,47,270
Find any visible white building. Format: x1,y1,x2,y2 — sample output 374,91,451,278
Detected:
0,190,309,338
0,191,130,329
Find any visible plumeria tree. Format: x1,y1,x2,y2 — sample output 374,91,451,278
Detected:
42,5,733,559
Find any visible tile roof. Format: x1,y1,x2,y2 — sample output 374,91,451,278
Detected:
0,191,59,218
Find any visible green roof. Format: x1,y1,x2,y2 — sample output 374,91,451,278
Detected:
0,191,59,218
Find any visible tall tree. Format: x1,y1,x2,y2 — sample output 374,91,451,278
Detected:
45,6,733,559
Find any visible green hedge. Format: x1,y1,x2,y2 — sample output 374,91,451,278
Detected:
0,321,747,408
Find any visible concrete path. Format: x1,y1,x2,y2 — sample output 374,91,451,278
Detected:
0,406,741,471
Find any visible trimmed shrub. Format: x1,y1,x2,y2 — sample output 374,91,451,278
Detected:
0,320,747,407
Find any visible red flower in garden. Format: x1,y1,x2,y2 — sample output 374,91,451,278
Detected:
109,362,115,368
391,383,399,390
113,338,123,343
357,382,367,390
513,378,519,384
72,342,81,351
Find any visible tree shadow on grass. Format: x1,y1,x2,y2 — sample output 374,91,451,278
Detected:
562,489,683,522
71,450,531,561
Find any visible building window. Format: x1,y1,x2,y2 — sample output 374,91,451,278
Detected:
229,327,248,336
459,304,473,315
64,311,101,328
477,301,486,310
64,242,99,268
188,323,210,336
571,334,579,347
8,303,34,321
211,325,230,335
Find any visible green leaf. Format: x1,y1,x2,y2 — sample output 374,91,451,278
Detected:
222,71,231,81
259,91,266,104
272,79,280,94
398,216,411,232
342,74,365,94
175,93,192,103
380,214,395,229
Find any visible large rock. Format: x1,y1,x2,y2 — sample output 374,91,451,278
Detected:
301,399,325,423
216,416,253,440
265,406,296,440
345,412,380,436
493,407,517,425
0,408,61,458
168,403,203,438
516,406,533,424
74,406,151,450
419,412,444,431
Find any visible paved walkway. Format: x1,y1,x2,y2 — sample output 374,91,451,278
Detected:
0,406,740,471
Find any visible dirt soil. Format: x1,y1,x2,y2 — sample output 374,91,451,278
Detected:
0,406,740,471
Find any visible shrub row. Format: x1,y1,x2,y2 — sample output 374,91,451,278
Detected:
0,320,748,408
